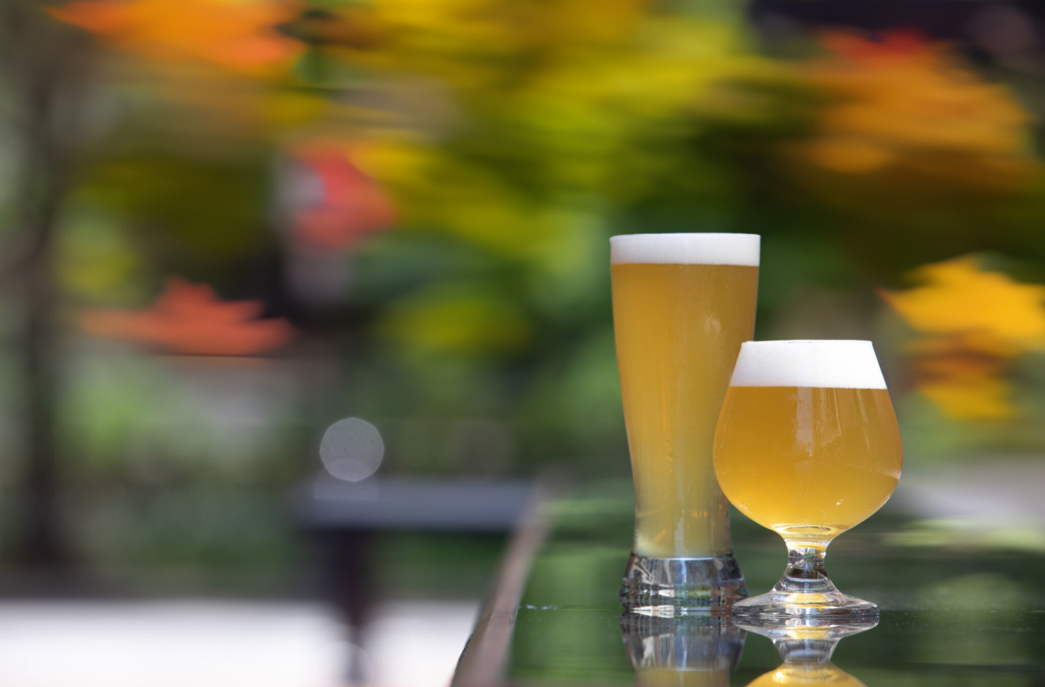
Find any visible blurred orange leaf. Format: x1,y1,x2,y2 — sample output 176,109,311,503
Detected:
797,31,1035,181
79,278,293,356
50,0,304,73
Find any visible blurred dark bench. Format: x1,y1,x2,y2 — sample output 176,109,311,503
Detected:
294,476,537,682
298,477,536,532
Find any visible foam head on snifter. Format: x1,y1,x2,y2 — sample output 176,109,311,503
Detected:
729,340,888,389
611,233,760,266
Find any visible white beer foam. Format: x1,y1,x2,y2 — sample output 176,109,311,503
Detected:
611,233,760,266
729,340,888,389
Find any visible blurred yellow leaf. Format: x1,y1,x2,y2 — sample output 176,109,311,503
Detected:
379,286,531,358
882,257,1045,351
909,342,1015,420
883,256,1045,420
919,377,1014,421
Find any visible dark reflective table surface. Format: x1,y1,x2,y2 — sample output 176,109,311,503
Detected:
457,481,1045,686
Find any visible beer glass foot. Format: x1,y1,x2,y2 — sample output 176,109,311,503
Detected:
730,543,878,621
619,552,747,615
731,589,878,622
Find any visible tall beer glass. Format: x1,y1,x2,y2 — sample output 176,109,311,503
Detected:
612,233,759,610
714,340,903,620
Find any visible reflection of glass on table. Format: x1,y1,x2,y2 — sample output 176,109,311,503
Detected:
620,611,747,687
714,340,903,620
611,233,760,611
738,616,878,687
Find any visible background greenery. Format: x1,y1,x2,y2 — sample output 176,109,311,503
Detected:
1,0,1045,592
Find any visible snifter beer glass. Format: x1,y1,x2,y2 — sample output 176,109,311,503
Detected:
612,233,759,610
714,340,903,620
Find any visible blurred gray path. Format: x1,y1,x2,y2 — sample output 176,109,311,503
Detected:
893,458,1045,526
0,600,478,687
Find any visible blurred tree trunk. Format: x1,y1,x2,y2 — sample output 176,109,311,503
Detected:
1,0,91,567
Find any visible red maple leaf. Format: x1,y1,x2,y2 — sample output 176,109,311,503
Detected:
819,30,933,64
79,278,293,356
291,146,397,249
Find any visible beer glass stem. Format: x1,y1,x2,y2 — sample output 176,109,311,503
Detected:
779,542,833,593
773,637,838,664
732,538,878,620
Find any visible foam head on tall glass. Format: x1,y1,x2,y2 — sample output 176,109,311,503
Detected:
714,340,903,621
611,233,760,613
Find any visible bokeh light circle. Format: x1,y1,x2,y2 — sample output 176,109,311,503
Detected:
319,418,385,482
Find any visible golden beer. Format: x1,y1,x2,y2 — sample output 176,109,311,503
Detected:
612,235,759,559
714,386,902,541
746,663,866,687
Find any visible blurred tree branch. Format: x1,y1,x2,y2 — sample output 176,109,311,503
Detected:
0,0,94,567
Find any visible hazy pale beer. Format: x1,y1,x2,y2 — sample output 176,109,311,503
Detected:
713,341,903,544
715,387,902,541
611,234,759,560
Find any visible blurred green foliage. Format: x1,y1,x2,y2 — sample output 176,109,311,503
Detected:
2,0,1045,578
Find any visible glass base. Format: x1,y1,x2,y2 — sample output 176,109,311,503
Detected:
733,614,879,666
732,589,878,622
620,552,747,615
731,544,879,621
